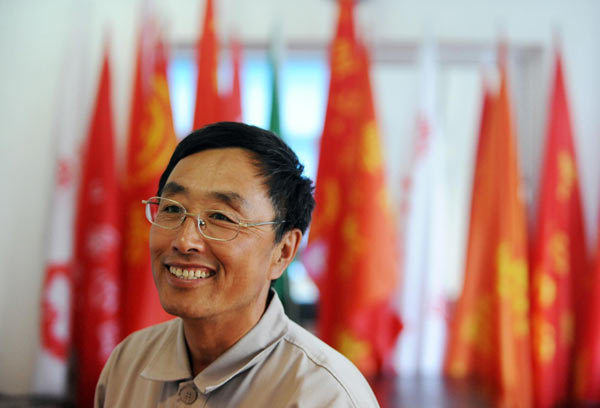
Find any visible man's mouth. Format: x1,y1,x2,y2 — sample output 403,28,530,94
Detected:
168,265,215,280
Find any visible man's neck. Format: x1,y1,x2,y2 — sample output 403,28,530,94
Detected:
182,293,271,376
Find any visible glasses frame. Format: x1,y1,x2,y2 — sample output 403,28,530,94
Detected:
142,196,283,242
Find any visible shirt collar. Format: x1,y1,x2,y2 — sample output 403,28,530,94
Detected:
194,290,288,393
141,318,193,382
139,290,289,393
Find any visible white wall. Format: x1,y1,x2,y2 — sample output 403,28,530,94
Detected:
1,0,599,394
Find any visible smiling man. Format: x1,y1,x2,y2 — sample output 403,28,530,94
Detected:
95,122,379,407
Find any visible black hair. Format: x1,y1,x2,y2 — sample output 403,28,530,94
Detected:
157,122,315,242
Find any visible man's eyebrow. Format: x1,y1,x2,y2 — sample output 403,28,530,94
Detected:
161,182,187,196
162,182,248,210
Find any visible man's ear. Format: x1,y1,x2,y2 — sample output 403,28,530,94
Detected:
269,229,303,280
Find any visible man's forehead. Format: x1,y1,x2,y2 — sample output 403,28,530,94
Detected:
162,148,272,213
162,181,249,209
174,148,261,173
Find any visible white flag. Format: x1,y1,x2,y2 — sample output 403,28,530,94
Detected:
395,36,448,377
32,5,90,396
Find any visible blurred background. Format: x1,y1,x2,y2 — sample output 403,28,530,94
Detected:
1,0,600,406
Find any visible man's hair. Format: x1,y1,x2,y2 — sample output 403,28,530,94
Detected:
157,122,315,242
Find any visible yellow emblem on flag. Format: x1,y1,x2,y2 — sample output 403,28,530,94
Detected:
333,90,362,118
496,242,529,336
339,215,362,277
549,231,569,275
362,121,382,173
556,150,575,202
377,187,394,219
336,328,371,365
332,38,358,79
533,316,556,363
138,76,170,161
323,178,341,220
534,269,557,307
342,215,359,244
459,295,492,354
133,76,177,187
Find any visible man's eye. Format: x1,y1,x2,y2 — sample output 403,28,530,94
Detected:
209,211,236,223
161,205,183,214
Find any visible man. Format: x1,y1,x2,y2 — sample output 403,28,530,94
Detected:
95,122,380,407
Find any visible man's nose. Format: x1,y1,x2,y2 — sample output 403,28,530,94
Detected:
171,215,207,253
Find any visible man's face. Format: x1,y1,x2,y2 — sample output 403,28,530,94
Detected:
149,148,288,325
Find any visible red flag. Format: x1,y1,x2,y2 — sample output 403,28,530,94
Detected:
193,0,220,129
445,86,497,385
219,37,242,122
120,32,177,337
304,0,401,377
445,61,533,407
575,225,600,402
72,50,122,408
530,52,588,407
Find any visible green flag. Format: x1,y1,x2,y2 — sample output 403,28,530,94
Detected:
268,29,296,318
268,44,281,136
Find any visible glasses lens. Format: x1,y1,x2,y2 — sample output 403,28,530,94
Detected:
201,210,240,241
143,198,241,241
146,197,185,228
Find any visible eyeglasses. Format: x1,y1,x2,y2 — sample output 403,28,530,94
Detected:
142,196,283,242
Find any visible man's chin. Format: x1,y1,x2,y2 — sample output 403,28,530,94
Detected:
159,300,211,320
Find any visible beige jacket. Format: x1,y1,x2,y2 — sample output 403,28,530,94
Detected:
95,292,380,407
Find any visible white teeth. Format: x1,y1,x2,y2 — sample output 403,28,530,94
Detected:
169,266,212,280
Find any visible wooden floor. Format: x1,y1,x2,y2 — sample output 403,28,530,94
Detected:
370,375,491,407
1,376,492,407
5,377,600,407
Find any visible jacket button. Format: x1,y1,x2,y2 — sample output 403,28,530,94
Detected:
179,384,198,405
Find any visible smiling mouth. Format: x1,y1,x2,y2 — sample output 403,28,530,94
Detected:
168,265,215,280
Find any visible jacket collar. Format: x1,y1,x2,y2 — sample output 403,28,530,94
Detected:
140,290,289,394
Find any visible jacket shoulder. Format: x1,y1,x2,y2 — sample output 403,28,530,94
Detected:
278,320,380,408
